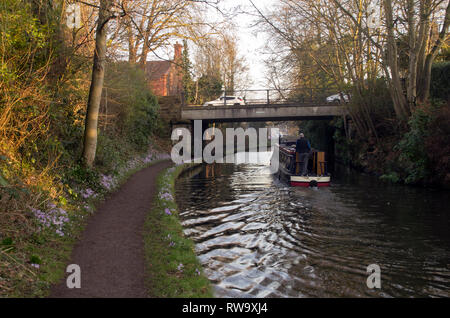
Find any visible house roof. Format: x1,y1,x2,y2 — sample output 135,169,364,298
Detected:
145,61,171,81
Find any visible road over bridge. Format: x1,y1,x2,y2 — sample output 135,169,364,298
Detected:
181,103,344,123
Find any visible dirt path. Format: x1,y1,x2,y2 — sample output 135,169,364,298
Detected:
50,160,173,298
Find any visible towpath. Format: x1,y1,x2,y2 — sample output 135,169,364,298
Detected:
50,160,173,297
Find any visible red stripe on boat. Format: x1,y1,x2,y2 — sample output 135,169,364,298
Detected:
290,181,330,187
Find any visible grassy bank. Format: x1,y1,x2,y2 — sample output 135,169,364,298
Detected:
144,164,212,298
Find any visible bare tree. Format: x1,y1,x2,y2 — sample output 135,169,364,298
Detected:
416,0,450,102
220,32,249,92
82,0,116,167
254,0,449,124
332,0,449,116
252,0,382,137
192,30,250,99
80,0,225,166
111,0,212,65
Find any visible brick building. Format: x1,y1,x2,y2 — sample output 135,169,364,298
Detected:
145,43,183,97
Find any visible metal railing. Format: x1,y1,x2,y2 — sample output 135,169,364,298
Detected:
185,88,346,107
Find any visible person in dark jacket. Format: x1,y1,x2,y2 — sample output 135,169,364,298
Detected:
296,133,311,175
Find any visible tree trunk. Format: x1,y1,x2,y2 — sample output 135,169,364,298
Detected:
417,1,450,103
419,54,434,102
82,0,111,167
416,0,431,99
139,35,150,66
127,19,137,64
406,0,417,111
383,0,409,119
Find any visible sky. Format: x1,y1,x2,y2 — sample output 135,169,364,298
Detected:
150,0,276,91
213,0,276,89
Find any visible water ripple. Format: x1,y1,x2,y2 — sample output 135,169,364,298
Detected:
176,163,450,298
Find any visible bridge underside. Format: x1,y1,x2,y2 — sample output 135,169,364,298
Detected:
181,104,343,123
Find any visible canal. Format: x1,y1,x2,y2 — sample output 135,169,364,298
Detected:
175,154,450,297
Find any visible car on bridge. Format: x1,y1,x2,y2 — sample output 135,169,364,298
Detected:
203,96,246,107
326,92,350,104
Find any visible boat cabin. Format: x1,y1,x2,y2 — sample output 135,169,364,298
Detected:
275,136,331,187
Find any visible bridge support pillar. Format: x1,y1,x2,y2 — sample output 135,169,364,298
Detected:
190,120,210,162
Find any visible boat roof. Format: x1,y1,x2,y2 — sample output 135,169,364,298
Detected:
280,135,299,143
278,143,296,155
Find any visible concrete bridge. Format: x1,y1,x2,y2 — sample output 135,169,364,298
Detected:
160,88,346,124
180,103,344,123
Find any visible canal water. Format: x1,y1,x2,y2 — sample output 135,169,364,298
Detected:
175,154,450,297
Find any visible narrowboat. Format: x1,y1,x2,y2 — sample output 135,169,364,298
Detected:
272,136,331,187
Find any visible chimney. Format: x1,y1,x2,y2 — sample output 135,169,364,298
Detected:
174,42,182,61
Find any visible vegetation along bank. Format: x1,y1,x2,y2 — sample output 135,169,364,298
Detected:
144,164,212,297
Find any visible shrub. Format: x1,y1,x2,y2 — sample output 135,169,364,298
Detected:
380,172,400,183
430,62,450,102
64,164,101,192
102,62,160,153
424,102,450,185
0,0,167,297
124,92,159,151
395,107,433,184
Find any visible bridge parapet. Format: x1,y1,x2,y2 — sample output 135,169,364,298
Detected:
187,88,347,107
181,103,344,122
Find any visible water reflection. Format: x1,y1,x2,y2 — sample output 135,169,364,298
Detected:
175,158,450,298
